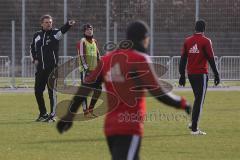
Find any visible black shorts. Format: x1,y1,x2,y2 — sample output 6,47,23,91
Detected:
106,135,141,160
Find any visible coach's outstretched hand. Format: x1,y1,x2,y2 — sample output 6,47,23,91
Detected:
68,20,76,26
179,75,186,87
57,120,73,134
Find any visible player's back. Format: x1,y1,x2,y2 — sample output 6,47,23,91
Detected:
184,33,213,74
101,49,151,137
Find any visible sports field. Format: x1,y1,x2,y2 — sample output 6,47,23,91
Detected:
0,91,239,160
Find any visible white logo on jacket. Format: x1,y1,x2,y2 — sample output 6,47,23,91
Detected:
189,44,199,54
35,35,41,43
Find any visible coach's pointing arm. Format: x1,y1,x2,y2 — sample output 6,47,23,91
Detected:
53,20,76,41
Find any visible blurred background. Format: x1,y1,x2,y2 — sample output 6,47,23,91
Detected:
0,0,239,87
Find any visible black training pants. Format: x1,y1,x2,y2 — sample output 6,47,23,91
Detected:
188,74,208,131
35,68,57,116
107,135,141,160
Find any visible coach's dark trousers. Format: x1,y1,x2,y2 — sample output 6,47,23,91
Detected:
188,74,208,131
35,68,57,116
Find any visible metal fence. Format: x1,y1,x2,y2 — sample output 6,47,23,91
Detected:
219,56,240,81
171,56,181,80
1,55,239,87
19,55,240,85
58,56,75,84
150,56,171,79
0,56,11,86
22,56,35,82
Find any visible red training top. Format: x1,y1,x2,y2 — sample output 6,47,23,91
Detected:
181,33,215,74
85,49,161,137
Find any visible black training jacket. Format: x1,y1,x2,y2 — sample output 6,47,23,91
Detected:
30,22,71,70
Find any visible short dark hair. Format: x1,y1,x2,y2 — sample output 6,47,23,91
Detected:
195,20,206,32
40,14,52,23
126,20,149,42
82,23,93,32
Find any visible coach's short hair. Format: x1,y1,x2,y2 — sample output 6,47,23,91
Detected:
40,14,53,23
195,19,206,32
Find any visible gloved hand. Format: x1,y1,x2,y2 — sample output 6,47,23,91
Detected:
179,74,186,87
181,97,192,115
214,74,220,86
56,120,72,134
184,103,192,115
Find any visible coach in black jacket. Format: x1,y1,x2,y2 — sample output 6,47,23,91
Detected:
30,14,75,122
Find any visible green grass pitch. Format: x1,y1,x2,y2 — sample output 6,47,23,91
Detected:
0,91,239,160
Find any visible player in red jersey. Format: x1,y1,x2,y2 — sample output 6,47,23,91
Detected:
57,21,192,160
179,20,220,135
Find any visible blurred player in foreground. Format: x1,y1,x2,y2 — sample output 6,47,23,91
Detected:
179,19,220,135
57,21,192,160
76,23,101,117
